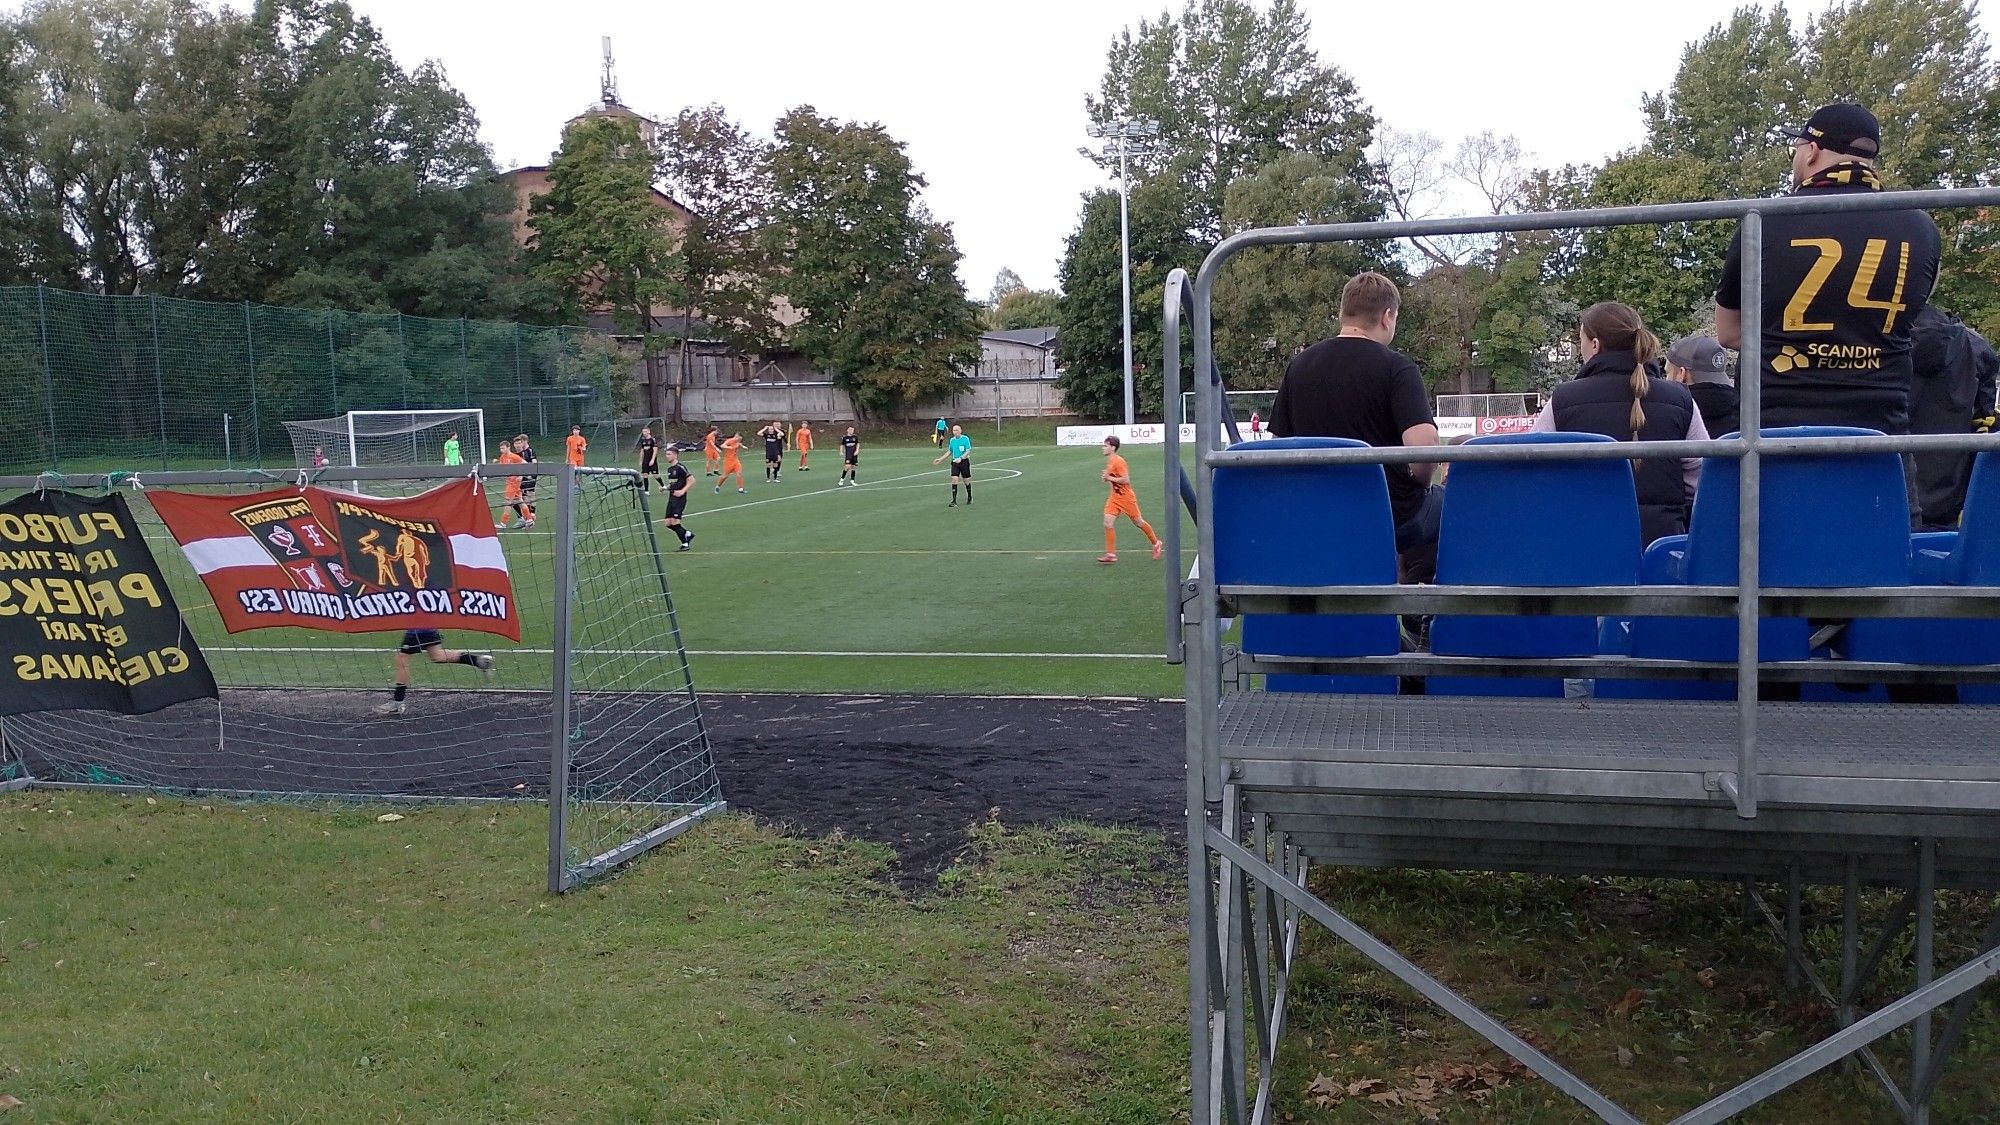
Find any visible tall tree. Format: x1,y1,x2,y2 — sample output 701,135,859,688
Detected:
526,113,683,415
657,104,777,420
1057,183,1201,417
1212,152,1385,389
987,267,1027,308
1087,0,1381,243
764,106,981,416
993,287,1062,330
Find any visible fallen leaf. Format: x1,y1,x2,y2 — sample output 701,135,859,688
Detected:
1346,1077,1384,1097
1617,1045,1635,1068
1306,1073,1342,1108
1610,987,1646,1018
0,1093,22,1109
376,813,405,823
1697,967,1720,989
1367,1088,1402,1106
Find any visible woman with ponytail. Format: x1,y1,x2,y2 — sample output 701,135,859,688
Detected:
1531,301,1710,547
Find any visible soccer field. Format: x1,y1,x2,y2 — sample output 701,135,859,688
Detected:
130,438,1195,699
663,441,1191,696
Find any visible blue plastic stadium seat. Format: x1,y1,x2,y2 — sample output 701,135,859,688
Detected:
1847,451,2000,703
1214,437,1399,694
1430,433,1639,697
1599,426,1911,700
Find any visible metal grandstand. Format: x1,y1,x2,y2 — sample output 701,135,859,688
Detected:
1164,187,2000,1124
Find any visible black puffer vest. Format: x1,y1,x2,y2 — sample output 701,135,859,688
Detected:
1550,349,1700,547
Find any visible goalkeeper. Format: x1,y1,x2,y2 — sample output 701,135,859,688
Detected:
443,430,463,466
374,631,494,715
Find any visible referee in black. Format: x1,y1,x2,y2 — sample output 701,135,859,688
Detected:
1714,102,1941,434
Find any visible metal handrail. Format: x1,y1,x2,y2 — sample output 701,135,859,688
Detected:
1185,184,2000,821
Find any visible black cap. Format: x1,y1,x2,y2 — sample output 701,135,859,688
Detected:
1777,103,1881,159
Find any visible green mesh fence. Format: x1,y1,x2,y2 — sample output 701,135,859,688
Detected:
0,286,618,475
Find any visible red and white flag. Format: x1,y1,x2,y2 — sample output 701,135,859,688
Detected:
151,479,521,640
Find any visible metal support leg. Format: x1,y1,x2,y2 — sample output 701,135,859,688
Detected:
1910,897,2000,1108
1910,838,1935,1125
1785,863,1804,990
1841,856,1860,1032
1218,785,1247,1124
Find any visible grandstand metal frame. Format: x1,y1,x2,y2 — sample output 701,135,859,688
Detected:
1164,187,2000,1124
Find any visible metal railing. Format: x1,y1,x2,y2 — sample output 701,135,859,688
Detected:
1174,184,2000,821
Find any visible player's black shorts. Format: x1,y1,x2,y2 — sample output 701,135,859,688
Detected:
520,482,538,499
844,453,858,466
640,454,658,472
950,457,971,479
764,444,784,462
399,629,443,655
666,495,688,519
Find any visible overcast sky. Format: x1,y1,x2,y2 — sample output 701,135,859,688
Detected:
341,0,1996,296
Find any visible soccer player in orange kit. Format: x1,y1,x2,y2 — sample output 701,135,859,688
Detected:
1097,435,1161,564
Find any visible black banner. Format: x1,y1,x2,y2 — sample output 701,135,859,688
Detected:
0,490,218,716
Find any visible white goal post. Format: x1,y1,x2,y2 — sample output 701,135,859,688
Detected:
284,409,487,469
1180,389,1278,427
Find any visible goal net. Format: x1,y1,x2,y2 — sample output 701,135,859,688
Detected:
593,416,666,468
1181,390,1279,433
0,464,723,892
284,409,487,470
1435,393,1545,440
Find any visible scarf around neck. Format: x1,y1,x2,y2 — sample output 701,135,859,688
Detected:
1799,161,1884,192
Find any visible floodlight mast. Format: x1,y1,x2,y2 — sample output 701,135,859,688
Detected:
1088,117,1163,427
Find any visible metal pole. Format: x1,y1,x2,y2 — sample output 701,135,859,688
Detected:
1912,837,1935,1125
150,296,168,470
1733,210,1763,818
36,284,59,469
326,309,340,414
547,463,579,893
1841,855,1860,1033
222,413,232,469
244,302,261,465
1118,137,1136,428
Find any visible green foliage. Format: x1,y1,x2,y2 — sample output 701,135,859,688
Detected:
0,0,521,317
1087,0,1381,243
527,113,683,339
1212,152,1387,389
765,107,981,417
658,104,778,354
1056,185,1202,418
1547,154,1736,342
992,287,1061,331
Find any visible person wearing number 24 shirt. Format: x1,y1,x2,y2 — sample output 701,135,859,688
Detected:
1714,102,1941,436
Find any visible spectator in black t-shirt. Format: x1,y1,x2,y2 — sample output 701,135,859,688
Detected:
1909,305,2000,528
1269,271,1441,559
1714,102,1941,434
1665,335,1739,438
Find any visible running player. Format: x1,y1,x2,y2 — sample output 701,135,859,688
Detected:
715,432,746,493
565,425,587,468
703,425,722,476
838,425,860,486
443,430,463,466
932,423,973,506
636,426,662,492
934,416,949,447
759,420,785,481
373,630,494,715
1098,435,1162,564
513,434,538,528
662,446,695,551
794,420,814,471
494,439,528,528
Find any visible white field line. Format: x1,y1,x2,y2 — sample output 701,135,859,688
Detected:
195,646,1160,660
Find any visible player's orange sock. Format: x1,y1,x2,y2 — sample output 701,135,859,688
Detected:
1137,519,1159,545
1104,527,1118,553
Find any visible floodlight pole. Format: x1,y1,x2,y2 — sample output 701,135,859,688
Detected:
1091,118,1160,427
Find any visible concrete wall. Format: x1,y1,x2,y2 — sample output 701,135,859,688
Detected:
673,377,1069,423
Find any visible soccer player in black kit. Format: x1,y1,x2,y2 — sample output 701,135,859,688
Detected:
660,447,695,550
838,426,860,487
635,426,662,492
759,421,786,482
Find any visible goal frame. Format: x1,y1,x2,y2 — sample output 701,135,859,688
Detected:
337,409,487,468
1181,389,1277,427
0,462,723,893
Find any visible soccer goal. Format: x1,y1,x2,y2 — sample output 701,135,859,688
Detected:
1435,392,1545,439
0,464,723,892
284,409,487,469
1180,389,1278,428
593,416,666,465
